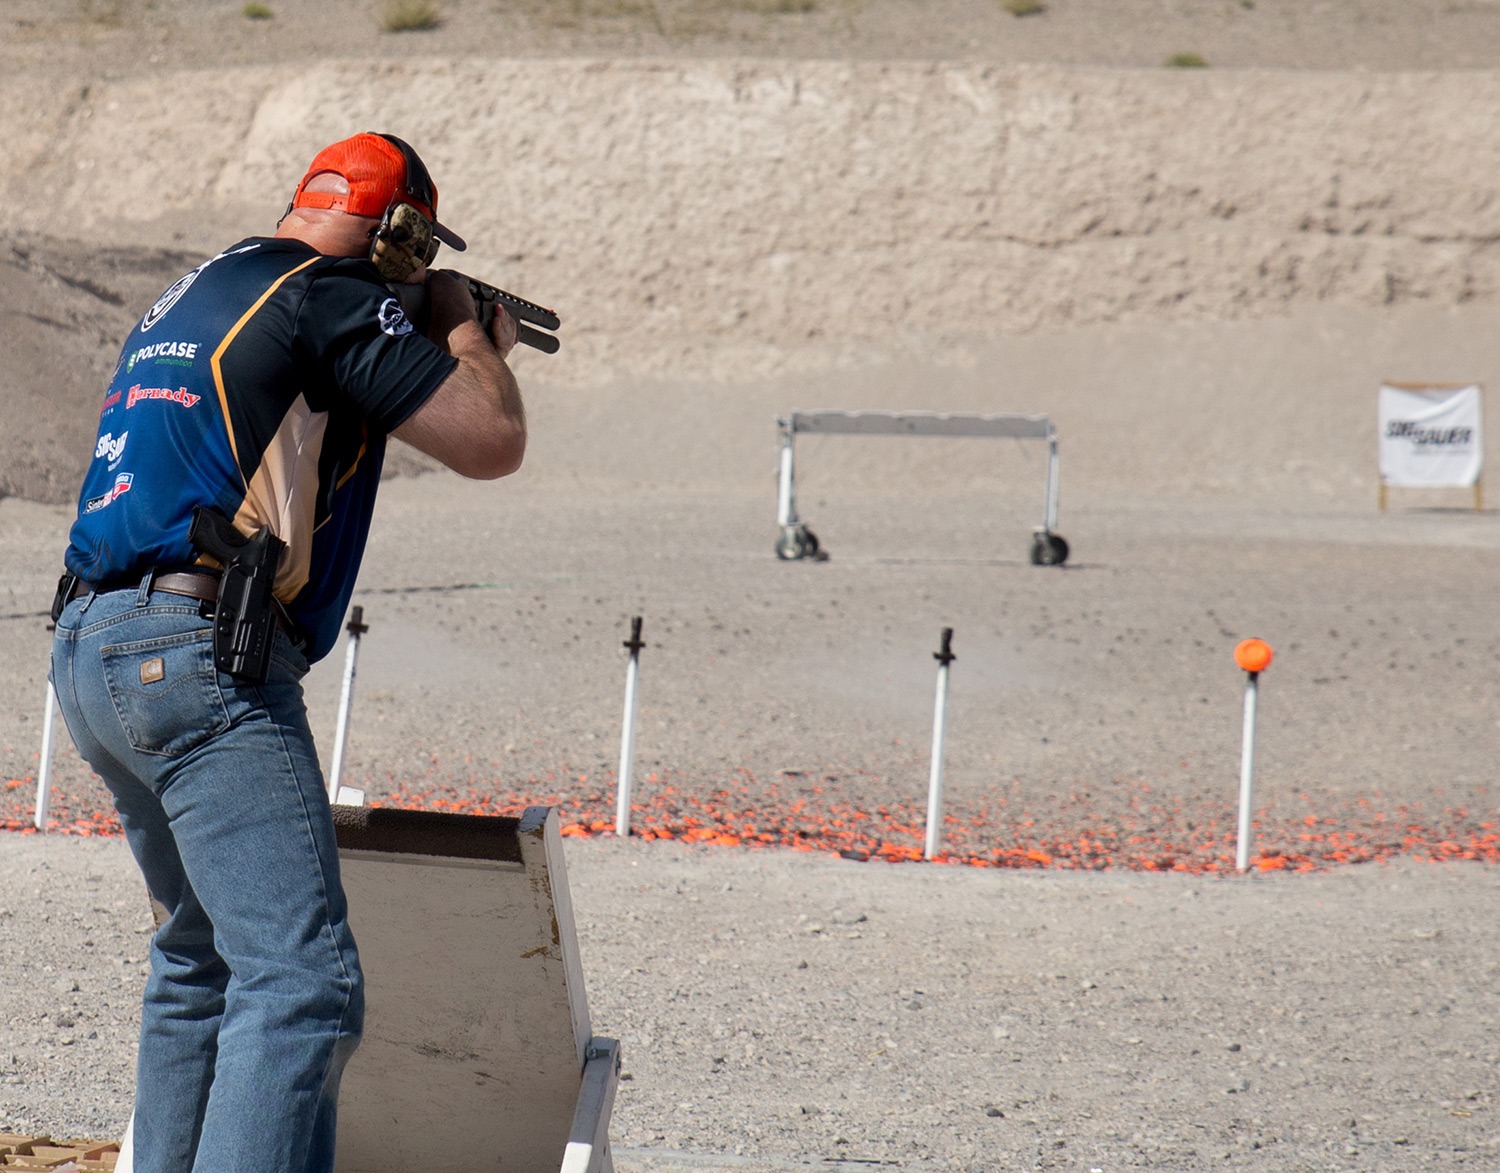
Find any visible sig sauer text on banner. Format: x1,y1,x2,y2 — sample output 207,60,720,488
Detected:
1378,383,1484,488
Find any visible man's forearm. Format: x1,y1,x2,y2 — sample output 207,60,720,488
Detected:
449,319,526,440
393,321,527,479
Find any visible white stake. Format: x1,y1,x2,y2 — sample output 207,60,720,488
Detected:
615,621,645,840
1232,639,1275,873
924,628,956,861
1235,672,1260,873
615,617,645,837
35,678,58,833
328,606,370,805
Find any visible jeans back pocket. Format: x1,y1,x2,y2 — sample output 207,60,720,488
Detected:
101,630,231,758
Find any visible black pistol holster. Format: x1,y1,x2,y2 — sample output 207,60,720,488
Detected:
188,506,286,685
50,573,80,624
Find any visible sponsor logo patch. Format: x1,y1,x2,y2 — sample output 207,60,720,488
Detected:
142,270,202,334
99,390,122,416
378,297,414,337
140,243,259,332
83,472,134,514
95,431,128,466
126,385,201,410
126,340,200,373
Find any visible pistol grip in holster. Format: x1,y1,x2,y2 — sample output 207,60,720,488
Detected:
188,507,286,685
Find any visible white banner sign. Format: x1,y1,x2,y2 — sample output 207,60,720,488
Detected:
1378,383,1484,488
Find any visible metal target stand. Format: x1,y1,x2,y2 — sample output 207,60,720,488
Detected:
774,410,1069,565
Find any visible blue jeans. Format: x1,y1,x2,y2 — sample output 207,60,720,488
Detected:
51,582,363,1173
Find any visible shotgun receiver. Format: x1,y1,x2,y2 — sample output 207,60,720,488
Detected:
393,273,561,354
458,275,561,355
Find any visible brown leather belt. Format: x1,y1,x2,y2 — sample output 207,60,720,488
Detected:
63,569,304,647
68,569,222,606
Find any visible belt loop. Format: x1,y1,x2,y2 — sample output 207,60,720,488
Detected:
135,568,157,607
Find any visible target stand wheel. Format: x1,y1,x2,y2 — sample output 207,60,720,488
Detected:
1029,531,1069,566
776,525,826,562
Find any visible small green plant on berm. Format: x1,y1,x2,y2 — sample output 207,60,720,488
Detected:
382,1,442,32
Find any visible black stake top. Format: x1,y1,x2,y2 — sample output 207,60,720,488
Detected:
624,615,646,655
934,626,956,666
346,605,370,636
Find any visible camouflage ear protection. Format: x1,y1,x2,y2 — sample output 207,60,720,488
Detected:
367,134,442,283
368,201,437,283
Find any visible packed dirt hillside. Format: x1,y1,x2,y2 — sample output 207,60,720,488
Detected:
5,2,1500,505
8,0,1500,74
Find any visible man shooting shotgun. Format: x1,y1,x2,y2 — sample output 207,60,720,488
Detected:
48,132,532,1173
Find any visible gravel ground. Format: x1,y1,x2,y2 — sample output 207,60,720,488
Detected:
4,472,1500,1169
3,833,1499,1170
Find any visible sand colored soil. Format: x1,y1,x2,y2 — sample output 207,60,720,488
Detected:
4,1,1500,1169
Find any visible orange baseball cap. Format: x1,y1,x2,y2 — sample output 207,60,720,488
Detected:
290,132,466,251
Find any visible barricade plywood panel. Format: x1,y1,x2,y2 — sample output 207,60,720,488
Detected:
332,806,590,1173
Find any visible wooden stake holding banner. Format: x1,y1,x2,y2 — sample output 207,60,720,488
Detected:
1377,383,1484,512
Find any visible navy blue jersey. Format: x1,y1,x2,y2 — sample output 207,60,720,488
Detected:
65,238,456,661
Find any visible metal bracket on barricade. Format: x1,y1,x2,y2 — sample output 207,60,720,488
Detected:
773,410,1069,565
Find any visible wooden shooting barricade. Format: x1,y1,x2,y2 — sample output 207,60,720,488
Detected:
114,805,618,1173
774,410,1070,565
332,805,619,1173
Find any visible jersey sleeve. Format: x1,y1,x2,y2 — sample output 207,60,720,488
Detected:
295,265,458,432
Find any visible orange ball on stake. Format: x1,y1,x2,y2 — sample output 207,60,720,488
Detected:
1234,638,1274,674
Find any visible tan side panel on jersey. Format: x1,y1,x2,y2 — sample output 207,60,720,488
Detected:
211,254,321,479
235,394,328,602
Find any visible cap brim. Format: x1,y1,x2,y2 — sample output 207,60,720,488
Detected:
433,222,466,252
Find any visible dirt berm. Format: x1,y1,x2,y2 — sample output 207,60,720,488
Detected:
4,61,1500,504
